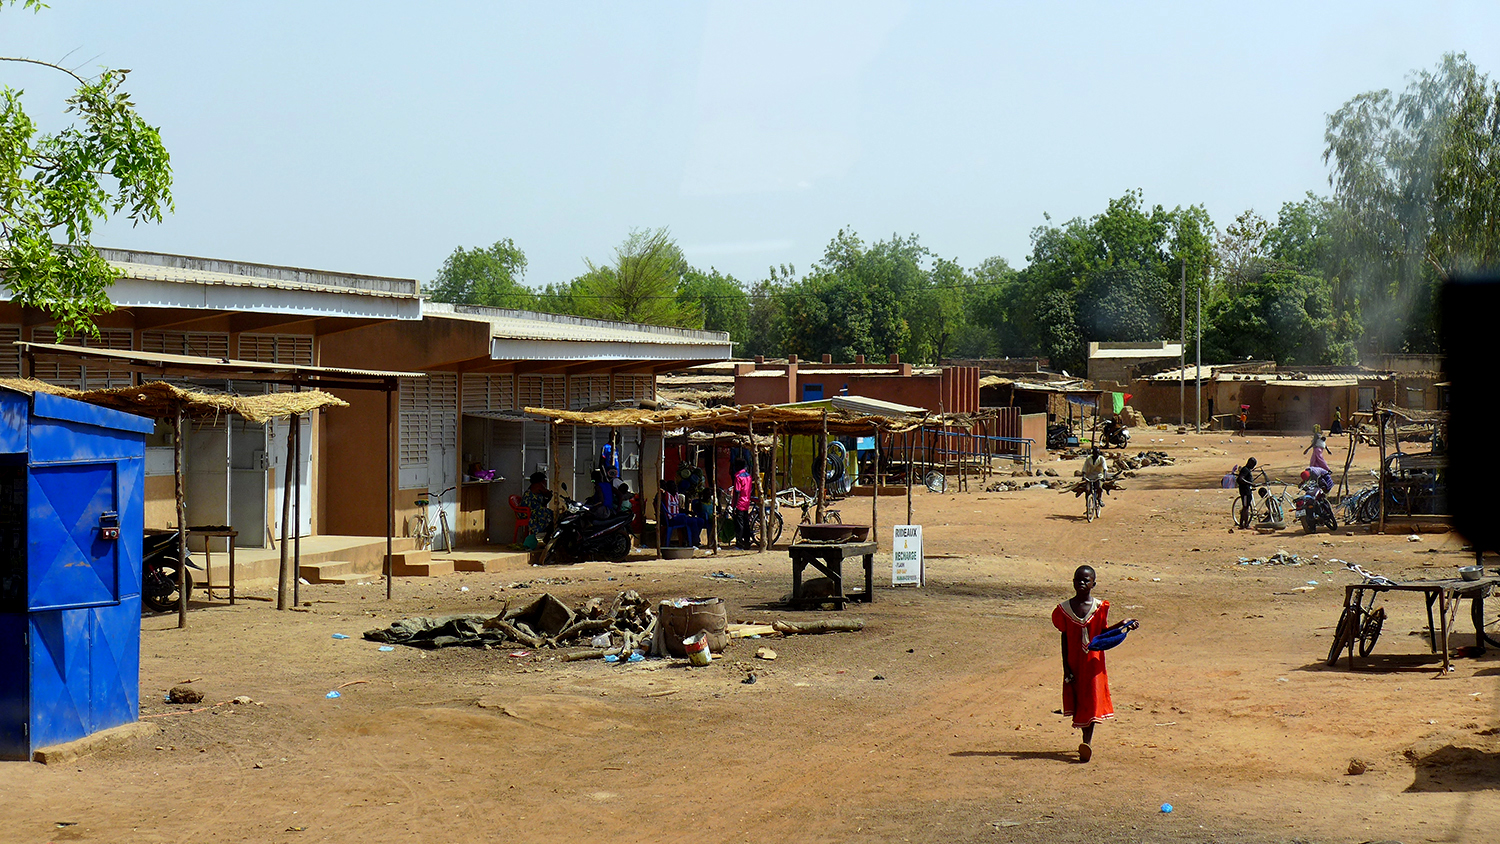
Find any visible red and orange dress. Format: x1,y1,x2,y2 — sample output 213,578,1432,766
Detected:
1051,596,1115,729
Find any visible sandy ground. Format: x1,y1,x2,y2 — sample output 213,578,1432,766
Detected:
3,431,1498,844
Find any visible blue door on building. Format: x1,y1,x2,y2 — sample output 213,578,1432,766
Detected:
802,384,824,401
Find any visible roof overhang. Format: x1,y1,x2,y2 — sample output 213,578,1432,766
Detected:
15,341,422,391
490,336,732,363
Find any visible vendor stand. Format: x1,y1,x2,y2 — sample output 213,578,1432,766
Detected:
1332,575,1499,673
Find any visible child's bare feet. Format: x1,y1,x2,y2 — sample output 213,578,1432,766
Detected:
1078,742,1092,763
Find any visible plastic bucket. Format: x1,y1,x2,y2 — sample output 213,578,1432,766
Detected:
682,632,712,666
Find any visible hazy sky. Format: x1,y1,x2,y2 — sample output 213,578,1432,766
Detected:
5,1,1500,288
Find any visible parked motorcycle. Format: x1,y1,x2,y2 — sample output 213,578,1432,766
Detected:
1102,424,1131,449
1293,482,1339,534
142,529,201,613
539,495,634,565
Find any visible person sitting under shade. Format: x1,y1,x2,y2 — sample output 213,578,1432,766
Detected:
661,480,704,547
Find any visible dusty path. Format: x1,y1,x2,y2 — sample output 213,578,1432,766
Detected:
3,431,1497,843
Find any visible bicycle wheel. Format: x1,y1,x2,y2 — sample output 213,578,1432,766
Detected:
1231,497,1248,528
1086,490,1099,522
1358,607,1385,657
1327,605,1360,666
1265,496,1285,524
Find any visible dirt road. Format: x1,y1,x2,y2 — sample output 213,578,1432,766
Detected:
3,431,1496,843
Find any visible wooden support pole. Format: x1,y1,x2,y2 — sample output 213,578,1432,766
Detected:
767,424,779,550
385,384,393,601
277,413,295,611
710,429,719,552
173,406,188,629
905,429,914,526
292,410,302,607
870,422,879,550
817,408,829,523
654,434,664,559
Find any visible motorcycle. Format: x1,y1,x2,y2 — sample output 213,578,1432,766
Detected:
142,528,202,613
1102,424,1130,449
539,494,635,565
1293,482,1339,534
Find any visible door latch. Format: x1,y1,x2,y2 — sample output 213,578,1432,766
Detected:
98,510,120,541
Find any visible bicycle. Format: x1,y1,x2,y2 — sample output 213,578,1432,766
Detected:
410,486,456,551
1326,589,1386,666
1084,479,1103,522
1232,481,1291,529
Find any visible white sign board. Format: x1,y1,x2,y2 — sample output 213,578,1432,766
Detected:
892,524,923,586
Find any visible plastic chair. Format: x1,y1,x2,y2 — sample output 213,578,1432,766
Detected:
509,495,531,543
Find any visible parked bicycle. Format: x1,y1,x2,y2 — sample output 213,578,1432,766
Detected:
1231,481,1291,529
410,486,456,551
1326,589,1386,665
717,486,841,546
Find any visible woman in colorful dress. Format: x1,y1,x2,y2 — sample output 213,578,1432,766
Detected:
1052,565,1136,763
1303,424,1333,472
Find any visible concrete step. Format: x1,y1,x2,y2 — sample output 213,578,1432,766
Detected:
387,550,454,577
299,560,356,583
446,552,531,573
316,572,380,584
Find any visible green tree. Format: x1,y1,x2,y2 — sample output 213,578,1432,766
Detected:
1,0,173,337
573,227,695,326
427,239,532,308
1323,52,1500,353
1200,270,1354,366
677,267,748,342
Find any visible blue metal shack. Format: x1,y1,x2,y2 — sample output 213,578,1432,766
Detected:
0,384,154,760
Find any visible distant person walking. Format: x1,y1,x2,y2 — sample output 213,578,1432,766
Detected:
1236,457,1258,529
1303,425,1333,473
1052,565,1136,763
1330,407,1344,436
1238,405,1249,437
732,458,753,550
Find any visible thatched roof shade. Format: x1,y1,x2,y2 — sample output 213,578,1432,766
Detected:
0,378,349,424
523,403,923,435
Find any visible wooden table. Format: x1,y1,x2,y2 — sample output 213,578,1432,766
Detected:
788,541,876,610
1338,575,1498,673
187,528,239,605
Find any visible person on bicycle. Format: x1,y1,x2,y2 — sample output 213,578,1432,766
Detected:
1236,457,1258,529
1082,446,1109,510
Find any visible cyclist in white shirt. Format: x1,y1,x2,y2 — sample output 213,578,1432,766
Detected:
1081,446,1109,508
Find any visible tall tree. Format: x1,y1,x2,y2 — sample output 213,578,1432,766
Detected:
1324,52,1500,353
1,0,173,338
573,227,695,327
427,239,532,308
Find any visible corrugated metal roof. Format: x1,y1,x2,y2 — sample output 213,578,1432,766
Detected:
831,394,928,417
1090,344,1184,359
106,257,419,300
15,342,423,380
429,302,731,347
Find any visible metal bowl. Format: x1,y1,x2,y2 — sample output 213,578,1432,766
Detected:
660,546,696,560
1459,565,1483,581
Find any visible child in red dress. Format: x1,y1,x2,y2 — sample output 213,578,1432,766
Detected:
1052,565,1136,763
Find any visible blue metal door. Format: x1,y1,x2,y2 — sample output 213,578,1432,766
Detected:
27,463,120,611
802,384,824,401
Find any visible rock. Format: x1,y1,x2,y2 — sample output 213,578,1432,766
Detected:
755,647,777,661
873,674,885,680
168,686,204,704
741,673,757,684
1347,758,1369,775
231,695,253,705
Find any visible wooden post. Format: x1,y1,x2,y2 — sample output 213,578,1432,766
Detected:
905,429,914,526
385,383,393,601
709,429,719,553
767,424,779,549
959,421,967,492
277,413,295,611
173,406,188,629
870,421,879,550
654,436,664,559
291,410,302,607
816,408,829,523
1377,409,1388,534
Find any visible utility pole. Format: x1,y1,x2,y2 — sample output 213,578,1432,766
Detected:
1179,259,1186,426
1195,284,1202,434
